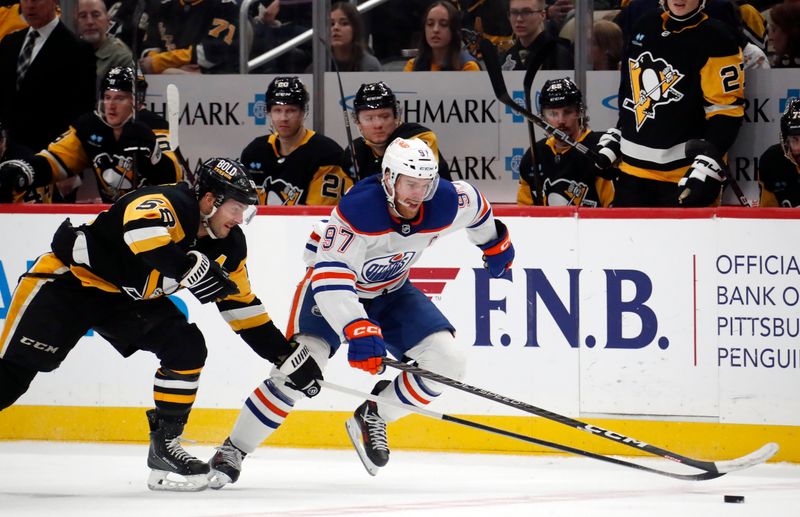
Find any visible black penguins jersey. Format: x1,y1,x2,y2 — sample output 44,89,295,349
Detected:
342,122,452,182
31,112,179,203
517,130,615,207
241,130,351,205
758,144,800,207
617,10,744,183
137,108,184,183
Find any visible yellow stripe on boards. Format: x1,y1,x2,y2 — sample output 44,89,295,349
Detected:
0,406,796,463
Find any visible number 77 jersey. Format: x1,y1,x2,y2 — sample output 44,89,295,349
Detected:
300,175,499,334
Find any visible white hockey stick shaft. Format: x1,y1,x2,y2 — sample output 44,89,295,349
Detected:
166,83,180,151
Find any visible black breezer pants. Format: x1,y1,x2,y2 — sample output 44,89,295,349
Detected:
0,269,206,410
611,172,683,207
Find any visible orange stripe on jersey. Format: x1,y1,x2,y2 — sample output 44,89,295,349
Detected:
335,207,394,236
311,271,357,283
402,371,431,405
254,386,289,418
286,268,314,338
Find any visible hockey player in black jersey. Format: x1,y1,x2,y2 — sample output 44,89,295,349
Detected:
0,66,180,203
342,81,453,182
241,76,352,205
758,98,800,207
0,158,323,491
594,0,745,207
517,78,615,207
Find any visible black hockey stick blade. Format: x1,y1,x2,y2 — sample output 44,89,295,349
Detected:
479,38,598,160
322,380,723,481
383,358,779,475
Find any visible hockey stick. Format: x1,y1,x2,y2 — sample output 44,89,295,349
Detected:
684,139,751,207
166,83,195,186
479,38,599,160
318,36,360,182
382,358,778,475
521,41,554,206
321,380,722,481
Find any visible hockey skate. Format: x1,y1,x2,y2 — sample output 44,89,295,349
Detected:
345,384,390,476
146,409,210,491
208,437,246,489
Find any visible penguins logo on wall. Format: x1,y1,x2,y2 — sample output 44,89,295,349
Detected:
623,51,684,131
262,176,303,205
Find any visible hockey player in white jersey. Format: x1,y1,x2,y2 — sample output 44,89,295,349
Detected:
207,137,515,486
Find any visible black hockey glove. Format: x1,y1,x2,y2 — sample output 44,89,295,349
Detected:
119,122,162,170
773,183,800,208
0,159,35,202
593,128,621,170
277,338,323,398
678,140,726,207
179,250,239,304
51,218,79,265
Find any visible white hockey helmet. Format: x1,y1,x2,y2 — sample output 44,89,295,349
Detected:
381,137,440,208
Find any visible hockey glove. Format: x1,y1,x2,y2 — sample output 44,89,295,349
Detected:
277,338,323,398
119,122,162,168
479,219,514,278
180,250,239,304
678,154,725,207
593,128,621,170
344,318,386,374
51,218,79,265
0,159,35,202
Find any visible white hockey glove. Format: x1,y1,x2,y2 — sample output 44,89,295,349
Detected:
593,128,621,170
0,159,35,202
180,250,239,304
277,339,323,398
678,154,725,207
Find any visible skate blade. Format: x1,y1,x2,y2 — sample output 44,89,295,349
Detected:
147,470,209,492
207,469,233,490
345,417,381,477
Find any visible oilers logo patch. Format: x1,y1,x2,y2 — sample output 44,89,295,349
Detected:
623,51,684,130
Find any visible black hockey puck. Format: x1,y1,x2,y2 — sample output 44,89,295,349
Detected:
724,495,745,503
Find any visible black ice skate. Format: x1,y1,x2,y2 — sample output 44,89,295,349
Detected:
146,409,210,491
345,381,391,476
208,437,247,489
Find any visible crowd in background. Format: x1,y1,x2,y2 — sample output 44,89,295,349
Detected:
0,0,798,207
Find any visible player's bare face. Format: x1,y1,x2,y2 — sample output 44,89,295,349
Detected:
208,198,249,238
425,5,452,51
666,0,700,17
20,0,57,29
356,108,398,146
787,135,800,163
330,10,352,49
393,175,432,219
543,106,580,142
269,104,305,139
103,91,134,127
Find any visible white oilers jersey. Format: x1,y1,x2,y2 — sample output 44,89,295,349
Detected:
303,175,497,335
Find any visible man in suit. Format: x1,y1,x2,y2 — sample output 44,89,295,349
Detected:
0,0,96,159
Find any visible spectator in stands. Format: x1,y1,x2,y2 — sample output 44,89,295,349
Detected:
249,0,311,74
77,0,133,85
768,2,800,68
0,0,96,158
758,97,800,207
590,19,622,70
0,1,27,41
544,0,574,35
517,78,616,207
328,2,380,72
139,0,239,74
404,1,480,71
501,0,573,70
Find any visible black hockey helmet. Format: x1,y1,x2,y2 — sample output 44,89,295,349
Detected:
780,97,800,163
539,78,583,111
101,66,136,95
265,76,309,111
195,157,258,207
353,81,398,116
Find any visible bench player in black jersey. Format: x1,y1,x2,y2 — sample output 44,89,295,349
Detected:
342,81,453,182
0,158,322,491
517,78,615,207
759,98,800,207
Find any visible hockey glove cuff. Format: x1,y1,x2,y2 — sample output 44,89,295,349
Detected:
593,128,621,170
180,250,239,304
0,159,35,202
678,154,725,207
479,219,514,278
344,318,386,374
278,339,323,398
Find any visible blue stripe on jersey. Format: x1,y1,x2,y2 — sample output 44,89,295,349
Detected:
265,379,295,406
312,284,357,294
315,260,352,270
245,398,281,429
415,374,441,397
468,207,492,229
393,378,413,406
305,243,318,253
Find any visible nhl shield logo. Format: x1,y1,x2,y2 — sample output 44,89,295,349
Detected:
623,51,684,131
401,223,411,235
